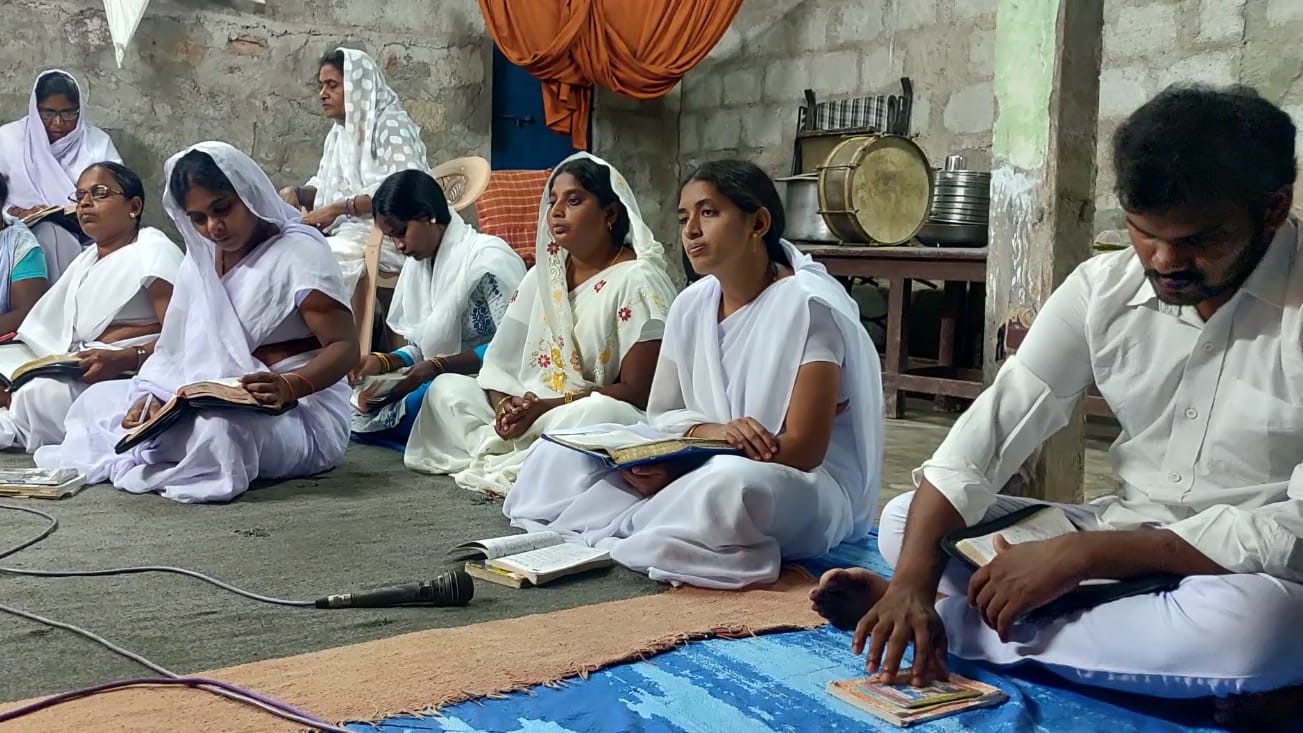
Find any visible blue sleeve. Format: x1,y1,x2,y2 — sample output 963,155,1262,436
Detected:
10,247,47,283
473,343,489,361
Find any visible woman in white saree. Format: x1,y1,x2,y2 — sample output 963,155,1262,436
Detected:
404,152,680,494
0,162,180,452
504,160,884,589
36,142,358,503
280,48,430,301
0,70,123,281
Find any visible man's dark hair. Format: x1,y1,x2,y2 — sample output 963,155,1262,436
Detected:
1113,84,1297,216
320,49,345,75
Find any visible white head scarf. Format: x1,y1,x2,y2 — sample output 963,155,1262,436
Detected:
134,141,346,397
0,70,120,209
310,48,429,206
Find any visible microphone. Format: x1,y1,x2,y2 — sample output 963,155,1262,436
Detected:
314,570,474,609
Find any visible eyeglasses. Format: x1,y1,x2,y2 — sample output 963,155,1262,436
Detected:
38,109,81,123
69,185,126,203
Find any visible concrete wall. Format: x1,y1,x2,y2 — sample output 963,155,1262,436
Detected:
1,0,490,231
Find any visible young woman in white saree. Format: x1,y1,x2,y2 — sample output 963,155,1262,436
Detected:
0,70,123,280
403,152,680,495
503,160,885,589
36,142,358,503
0,162,180,452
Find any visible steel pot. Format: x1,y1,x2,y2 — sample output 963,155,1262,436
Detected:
776,174,837,243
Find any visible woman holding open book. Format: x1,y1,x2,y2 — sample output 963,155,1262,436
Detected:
0,162,180,453
0,70,123,281
504,160,884,589
349,169,525,439
0,173,52,337
403,152,679,495
36,142,357,503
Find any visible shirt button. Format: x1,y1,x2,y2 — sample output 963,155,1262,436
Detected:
1185,407,1198,419
1169,472,1183,483
1201,342,1214,353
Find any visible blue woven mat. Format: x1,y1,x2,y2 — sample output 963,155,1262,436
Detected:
356,532,1217,732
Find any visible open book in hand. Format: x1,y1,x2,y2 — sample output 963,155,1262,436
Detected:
450,531,612,587
0,342,82,391
0,467,88,500
114,377,297,454
541,428,742,470
826,672,1007,727
940,504,1180,618
351,371,410,412
19,204,78,230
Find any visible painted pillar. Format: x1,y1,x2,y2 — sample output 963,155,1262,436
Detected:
986,0,1103,502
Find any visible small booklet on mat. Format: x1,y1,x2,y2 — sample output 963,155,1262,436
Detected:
114,377,296,454
541,428,742,470
20,204,78,230
826,672,1007,727
940,504,1180,618
451,531,612,586
351,371,410,412
0,342,81,391
0,467,88,499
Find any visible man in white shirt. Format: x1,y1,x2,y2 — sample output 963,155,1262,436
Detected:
811,84,1303,730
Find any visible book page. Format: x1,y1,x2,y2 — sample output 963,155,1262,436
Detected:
0,468,80,487
490,543,609,575
121,393,182,443
546,428,657,451
181,378,258,405
353,372,410,410
0,343,39,382
450,531,564,559
955,506,1078,566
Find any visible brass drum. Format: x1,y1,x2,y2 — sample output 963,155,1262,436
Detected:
817,135,933,245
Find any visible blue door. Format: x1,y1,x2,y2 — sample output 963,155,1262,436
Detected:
491,45,580,170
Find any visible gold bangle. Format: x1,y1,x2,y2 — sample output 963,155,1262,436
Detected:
685,424,700,438
428,357,445,374
375,352,394,371
564,392,574,405
495,396,511,415
287,371,315,397
276,373,297,400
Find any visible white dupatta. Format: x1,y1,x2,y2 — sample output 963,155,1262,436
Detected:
17,226,181,357
476,151,676,397
648,241,885,535
0,70,121,209
133,142,347,399
386,211,525,357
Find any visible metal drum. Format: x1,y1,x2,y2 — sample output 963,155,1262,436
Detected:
817,135,933,245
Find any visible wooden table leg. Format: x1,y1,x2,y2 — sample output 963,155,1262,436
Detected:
934,281,966,411
884,276,911,418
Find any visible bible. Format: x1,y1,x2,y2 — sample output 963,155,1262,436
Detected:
541,428,742,470
114,377,296,454
0,342,82,391
940,504,1180,618
20,204,79,231
826,672,1007,727
450,531,612,587
0,468,88,500
351,371,409,412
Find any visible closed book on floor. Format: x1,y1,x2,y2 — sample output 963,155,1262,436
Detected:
827,672,1007,727
114,378,296,454
450,531,612,587
541,428,742,470
0,467,87,499
0,342,82,391
940,503,1180,619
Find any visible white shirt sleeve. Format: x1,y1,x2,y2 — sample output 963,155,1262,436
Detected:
801,301,846,366
914,266,1097,526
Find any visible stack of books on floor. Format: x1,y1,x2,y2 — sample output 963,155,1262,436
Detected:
826,672,1007,727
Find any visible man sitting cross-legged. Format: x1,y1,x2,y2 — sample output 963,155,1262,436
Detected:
811,84,1303,732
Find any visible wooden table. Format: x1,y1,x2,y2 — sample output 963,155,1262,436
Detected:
797,244,987,418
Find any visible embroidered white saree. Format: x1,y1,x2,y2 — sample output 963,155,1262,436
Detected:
504,241,885,588
308,48,430,294
403,152,680,495
36,142,352,503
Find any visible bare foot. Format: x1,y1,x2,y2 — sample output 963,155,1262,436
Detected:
1215,687,1303,731
809,567,890,631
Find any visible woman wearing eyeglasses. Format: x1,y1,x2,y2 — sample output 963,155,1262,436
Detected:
0,70,122,281
0,162,181,452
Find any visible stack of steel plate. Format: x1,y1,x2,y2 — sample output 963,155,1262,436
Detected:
916,155,989,247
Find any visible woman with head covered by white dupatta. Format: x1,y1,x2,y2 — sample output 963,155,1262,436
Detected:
279,48,430,317
403,152,680,495
36,142,358,504
348,169,525,439
504,160,885,589
0,162,180,453
0,70,122,281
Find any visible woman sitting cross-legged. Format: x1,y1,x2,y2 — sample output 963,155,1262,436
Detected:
503,160,885,589
403,152,680,495
36,142,358,503
0,162,180,452
350,169,526,439
0,173,52,340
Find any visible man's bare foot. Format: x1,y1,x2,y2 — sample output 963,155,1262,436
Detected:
1215,687,1303,731
809,567,890,631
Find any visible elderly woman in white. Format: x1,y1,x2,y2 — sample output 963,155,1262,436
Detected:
504,160,884,589
280,47,429,311
0,70,122,280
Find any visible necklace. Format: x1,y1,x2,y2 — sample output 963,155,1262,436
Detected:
605,245,625,268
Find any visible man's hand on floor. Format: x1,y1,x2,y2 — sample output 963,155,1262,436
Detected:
967,533,1087,641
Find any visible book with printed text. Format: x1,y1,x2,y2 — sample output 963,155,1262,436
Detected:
114,377,296,453
450,531,612,586
541,428,742,470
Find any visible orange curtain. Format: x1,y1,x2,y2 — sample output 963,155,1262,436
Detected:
479,0,744,149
